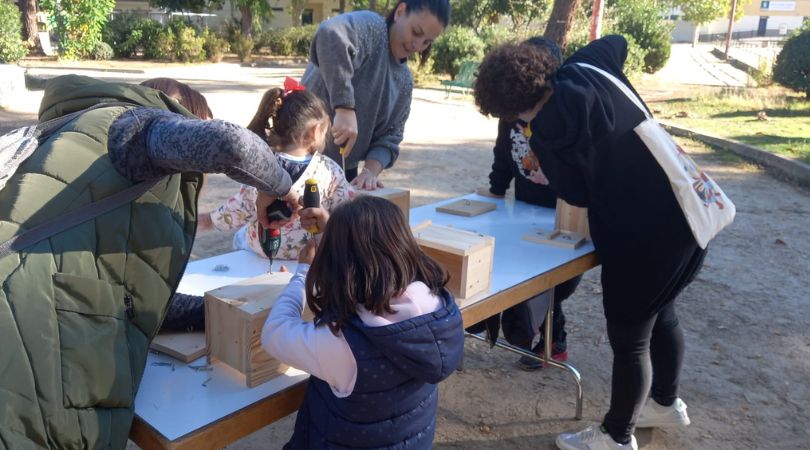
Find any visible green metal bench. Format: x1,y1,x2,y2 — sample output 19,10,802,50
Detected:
441,60,479,97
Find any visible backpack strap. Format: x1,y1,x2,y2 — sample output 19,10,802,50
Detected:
36,101,136,142
0,101,157,261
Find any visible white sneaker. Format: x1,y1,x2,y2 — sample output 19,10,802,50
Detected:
635,397,691,428
556,425,638,450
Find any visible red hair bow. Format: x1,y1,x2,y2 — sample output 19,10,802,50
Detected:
283,77,306,96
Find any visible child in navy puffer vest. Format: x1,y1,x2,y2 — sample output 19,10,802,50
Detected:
262,195,465,449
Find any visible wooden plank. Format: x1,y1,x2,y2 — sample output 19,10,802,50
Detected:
522,229,588,250
436,199,497,217
150,332,206,363
555,199,590,238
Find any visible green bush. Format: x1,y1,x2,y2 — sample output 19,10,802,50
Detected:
144,27,175,60
773,27,810,98
431,26,485,78
40,0,116,59
102,13,154,58
264,29,293,56
203,28,229,63
91,41,113,60
608,0,672,74
174,25,205,62
478,25,512,54
0,0,27,63
260,25,317,57
288,25,317,56
620,34,645,77
231,31,253,62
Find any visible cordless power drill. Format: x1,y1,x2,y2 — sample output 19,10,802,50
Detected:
260,199,292,270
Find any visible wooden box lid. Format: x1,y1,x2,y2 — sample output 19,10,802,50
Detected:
412,222,494,256
204,271,293,316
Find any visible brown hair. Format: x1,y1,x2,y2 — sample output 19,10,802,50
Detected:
246,88,327,152
305,196,448,335
473,42,562,120
140,78,213,120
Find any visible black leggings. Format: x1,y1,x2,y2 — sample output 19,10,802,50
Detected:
602,302,684,443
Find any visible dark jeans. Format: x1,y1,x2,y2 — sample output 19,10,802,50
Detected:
602,301,684,443
502,275,581,349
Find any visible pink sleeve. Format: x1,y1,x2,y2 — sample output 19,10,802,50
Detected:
260,264,358,398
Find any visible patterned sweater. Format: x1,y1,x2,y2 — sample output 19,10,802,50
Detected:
211,153,354,259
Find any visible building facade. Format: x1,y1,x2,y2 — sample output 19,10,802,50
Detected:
112,0,348,30
671,0,810,42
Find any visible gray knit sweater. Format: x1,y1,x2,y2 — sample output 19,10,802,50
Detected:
301,10,412,171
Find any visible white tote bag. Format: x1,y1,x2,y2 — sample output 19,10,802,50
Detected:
576,63,735,249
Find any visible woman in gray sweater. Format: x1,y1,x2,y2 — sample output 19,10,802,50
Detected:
301,0,449,190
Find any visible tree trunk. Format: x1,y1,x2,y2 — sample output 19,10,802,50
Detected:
369,0,377,13
290,0,304,26
339,0,346,14
20,0,40,51
239,4,253,36
692,24,700,47
544,0,581,53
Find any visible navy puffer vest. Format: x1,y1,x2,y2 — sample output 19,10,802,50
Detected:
285,288,463,449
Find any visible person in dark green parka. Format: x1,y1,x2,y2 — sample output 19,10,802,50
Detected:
0,75,292,449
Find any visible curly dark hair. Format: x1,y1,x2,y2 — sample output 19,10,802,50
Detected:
473,42,561,119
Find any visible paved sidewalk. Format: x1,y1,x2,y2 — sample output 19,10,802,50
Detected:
656,43,751,87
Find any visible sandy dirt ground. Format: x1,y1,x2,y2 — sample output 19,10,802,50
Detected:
3,58,809,450
194,86,810,450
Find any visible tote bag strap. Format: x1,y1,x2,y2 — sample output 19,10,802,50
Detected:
574,62,651,120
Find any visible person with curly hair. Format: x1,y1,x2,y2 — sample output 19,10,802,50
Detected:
474,35,706,450
475,36,581,371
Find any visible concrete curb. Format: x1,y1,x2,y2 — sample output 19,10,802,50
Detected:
21,65,146,74
661,122,810,188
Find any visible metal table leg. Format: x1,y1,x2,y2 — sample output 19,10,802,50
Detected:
464,287,584,420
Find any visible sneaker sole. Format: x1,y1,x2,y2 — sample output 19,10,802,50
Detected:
635,416,691,428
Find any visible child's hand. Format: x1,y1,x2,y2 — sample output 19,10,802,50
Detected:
197,211,214,231
299,206,330,233
475,187,504,198
298,238,318,264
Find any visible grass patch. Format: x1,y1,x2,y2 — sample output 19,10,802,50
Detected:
650,88,810,164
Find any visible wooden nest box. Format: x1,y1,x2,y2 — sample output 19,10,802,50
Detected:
204,271,311,387
412,222,494,300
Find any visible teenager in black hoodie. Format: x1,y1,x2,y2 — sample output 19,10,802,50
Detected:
473,36,706,450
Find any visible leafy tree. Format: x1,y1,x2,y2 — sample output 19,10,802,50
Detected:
773,25,810,98
545,0,582,52
350,0,392,15
39,0,116,59
19,0,39,50
607,0,672,73
452,0,550,32
233,0,274,36
149,0,223,13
